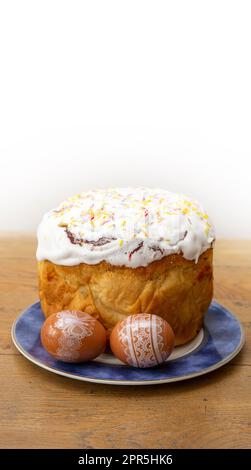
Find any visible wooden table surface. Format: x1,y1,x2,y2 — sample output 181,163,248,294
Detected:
0,237,250,449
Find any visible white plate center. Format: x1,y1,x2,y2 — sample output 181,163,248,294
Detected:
93,328,204,365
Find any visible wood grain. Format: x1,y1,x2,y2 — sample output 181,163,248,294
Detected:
0,236,250,449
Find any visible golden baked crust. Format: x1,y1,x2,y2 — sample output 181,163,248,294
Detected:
38,249,213,346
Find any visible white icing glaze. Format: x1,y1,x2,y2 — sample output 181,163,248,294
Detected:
36,187,215,268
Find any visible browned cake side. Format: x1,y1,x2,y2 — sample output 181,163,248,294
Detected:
38,248,213,346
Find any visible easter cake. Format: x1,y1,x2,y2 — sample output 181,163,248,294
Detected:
36,188,215,346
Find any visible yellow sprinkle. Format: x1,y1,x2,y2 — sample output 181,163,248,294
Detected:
143,198,152,205
164,210,174,215
182,208,189,215
119,239,123,247
196,210,203,217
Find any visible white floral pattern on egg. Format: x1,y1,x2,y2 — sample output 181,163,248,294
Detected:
41,310,107,363
55,311,95,361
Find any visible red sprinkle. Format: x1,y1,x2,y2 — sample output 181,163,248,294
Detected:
128,242,144,261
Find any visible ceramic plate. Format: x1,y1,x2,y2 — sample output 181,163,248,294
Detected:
11,301,244,385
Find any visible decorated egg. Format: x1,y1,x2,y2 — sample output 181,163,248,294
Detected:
110,314,175,368
41,310,107,363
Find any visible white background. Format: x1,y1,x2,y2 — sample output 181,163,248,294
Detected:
0,0,250,237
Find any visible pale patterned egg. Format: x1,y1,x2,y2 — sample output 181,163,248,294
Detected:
110,314,175,368
41,310,107,363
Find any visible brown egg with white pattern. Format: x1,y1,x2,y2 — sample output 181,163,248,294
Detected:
41,310,107,363
110,314,175,368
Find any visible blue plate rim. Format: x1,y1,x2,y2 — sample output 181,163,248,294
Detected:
11,300,245,385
